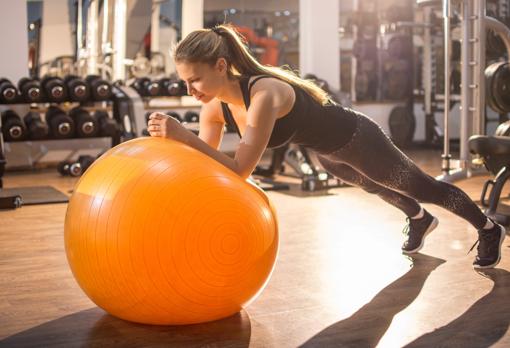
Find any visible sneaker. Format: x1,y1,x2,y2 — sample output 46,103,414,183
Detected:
472,222,506,269
401,210,439,254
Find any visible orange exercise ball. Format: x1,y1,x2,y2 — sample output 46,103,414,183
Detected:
64,137,279,325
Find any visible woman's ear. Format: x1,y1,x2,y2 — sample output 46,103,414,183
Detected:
215,58,228,74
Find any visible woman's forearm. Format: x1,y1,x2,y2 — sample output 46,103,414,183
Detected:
180,129,243,177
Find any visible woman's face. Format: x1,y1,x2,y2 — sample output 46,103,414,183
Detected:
176,60,226,103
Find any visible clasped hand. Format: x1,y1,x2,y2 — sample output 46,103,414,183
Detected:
147,112,188,142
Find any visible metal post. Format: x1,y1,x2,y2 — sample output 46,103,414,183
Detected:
351,0,359,102
437,0,487,182
473,0,486,138
112,0,127,81
101,0,110,55
151,0,161,54
423,6,433,140
76,0,84,61
86,0,99,75
441,0,452,174
458,0,470,170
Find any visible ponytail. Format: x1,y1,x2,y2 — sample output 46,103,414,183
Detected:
174,24,332,105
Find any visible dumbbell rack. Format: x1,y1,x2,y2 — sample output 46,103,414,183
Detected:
0,97,122,188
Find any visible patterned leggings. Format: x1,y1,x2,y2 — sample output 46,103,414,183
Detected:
316,114,487,229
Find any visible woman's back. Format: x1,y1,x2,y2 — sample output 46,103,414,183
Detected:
222,75,359,154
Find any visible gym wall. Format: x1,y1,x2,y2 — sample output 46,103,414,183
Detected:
0,2,28,82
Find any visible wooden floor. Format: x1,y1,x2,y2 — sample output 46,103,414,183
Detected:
1,149,510,348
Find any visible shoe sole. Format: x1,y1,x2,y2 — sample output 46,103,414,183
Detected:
473,225,506,269
402,217,439,254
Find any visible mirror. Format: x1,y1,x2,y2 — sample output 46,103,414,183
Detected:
204,0,300,69
26,0,182,81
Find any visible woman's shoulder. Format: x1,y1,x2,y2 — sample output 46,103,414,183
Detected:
245,74,277,85
246,75,291,94
245,75,296,115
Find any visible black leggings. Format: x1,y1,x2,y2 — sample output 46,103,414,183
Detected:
316,114,487,229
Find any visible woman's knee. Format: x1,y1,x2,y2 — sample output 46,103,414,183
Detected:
318,157,361,185
361,182,386,195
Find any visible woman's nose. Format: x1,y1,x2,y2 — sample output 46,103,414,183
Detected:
186,83,194,95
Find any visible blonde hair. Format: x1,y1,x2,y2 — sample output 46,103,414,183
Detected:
174,24,332,105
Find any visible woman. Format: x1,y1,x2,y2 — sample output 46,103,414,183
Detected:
147,24,505,269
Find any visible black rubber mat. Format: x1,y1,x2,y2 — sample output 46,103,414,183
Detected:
0,186,69,205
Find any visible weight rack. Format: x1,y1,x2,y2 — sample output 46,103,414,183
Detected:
0,76,135,208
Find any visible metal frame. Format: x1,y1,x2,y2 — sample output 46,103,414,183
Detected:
438,0,510,182
422,5,435,142
112,0,127,81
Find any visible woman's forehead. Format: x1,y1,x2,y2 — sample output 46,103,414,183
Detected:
176,61,208,79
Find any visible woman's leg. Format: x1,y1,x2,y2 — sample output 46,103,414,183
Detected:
324,115,487,228
316,158,421,217
322,114,505,267
317,157,439,253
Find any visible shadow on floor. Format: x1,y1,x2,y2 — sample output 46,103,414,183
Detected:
404,268,510,347
300,253,446,347
0,307,251,348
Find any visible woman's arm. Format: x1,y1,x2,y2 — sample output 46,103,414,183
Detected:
148,88,279,180
197,99,225,150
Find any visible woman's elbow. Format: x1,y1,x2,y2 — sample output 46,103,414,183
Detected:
236,168,253,180
233,163,254,180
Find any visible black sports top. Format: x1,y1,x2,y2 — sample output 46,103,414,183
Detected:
220,75,358,154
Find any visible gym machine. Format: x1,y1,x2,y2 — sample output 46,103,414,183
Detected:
469,120,510,226
254,143,344,192
422,0,510,224
436,0,510,182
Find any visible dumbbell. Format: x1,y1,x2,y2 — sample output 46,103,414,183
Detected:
57,155,95,177
86,75,112,101
45,106,75,139
132,77,161,97
160,78,187,96
131,77,149,96
41,76,68,102
142,79,161,96
183,110,199,123
18,77,42,103
0,195,23,209
24,111,49,140
69,107,99,138
1,110,27,141
64,75,90,102
95,110,120,137
0,78,19,103
57,161,79,176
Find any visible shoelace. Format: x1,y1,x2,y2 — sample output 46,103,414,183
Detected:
468,239,478,255
468,229,497,256
402,217,411,236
